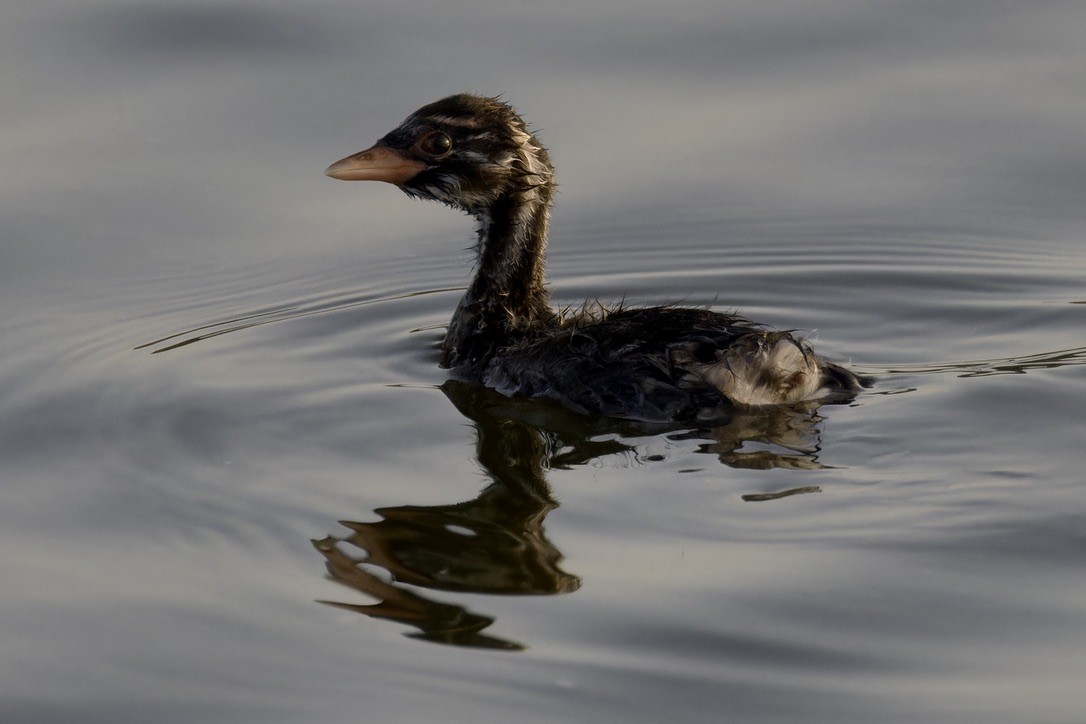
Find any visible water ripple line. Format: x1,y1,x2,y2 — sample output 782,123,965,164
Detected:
136,286,461,354
856,345,1086,379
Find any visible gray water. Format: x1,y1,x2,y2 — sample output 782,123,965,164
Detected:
4,2,1086,722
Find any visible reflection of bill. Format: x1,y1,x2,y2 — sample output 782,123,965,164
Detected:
314,379,842,648
314,535,537,651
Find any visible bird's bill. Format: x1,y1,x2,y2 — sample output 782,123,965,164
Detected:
324,145,425,184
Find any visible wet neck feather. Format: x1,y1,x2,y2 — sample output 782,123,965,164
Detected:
443,182,557,367
474,185,552,312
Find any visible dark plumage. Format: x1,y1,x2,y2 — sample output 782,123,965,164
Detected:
327,93,860,422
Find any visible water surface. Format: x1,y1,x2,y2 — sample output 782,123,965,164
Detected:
3,2,1086,722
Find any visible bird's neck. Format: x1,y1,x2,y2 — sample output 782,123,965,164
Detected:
442,182,558,368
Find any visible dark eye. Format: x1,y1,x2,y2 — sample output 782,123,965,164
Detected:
415,131,453,158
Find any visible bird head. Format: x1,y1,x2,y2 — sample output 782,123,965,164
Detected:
325,94,554,216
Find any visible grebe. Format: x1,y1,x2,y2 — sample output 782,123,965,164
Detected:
326,94,860,422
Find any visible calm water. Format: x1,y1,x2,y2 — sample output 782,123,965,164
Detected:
4,2,1086,722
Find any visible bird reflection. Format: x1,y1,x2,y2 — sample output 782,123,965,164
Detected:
314,381,850,648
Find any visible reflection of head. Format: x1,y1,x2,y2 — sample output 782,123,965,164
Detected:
337,492,580,596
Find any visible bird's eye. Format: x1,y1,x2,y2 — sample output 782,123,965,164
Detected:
415,131,453,158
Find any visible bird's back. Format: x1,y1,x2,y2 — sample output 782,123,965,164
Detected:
480,306,860,422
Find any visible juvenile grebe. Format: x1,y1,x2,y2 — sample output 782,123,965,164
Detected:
326,94,860,422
